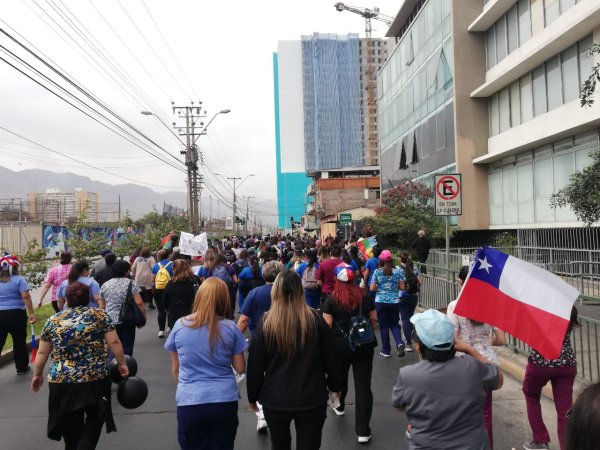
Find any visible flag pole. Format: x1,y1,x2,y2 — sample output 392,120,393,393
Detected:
445,216,450,303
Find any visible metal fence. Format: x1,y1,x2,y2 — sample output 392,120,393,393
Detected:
419,265,600,384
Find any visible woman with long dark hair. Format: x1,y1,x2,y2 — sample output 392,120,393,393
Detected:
32,282,128,449
322,264,377,443
522,306,580,450
0,252,36,375
237,255,265,310
247,270,342,450
56,260,102,310
397,251,423,352
163,260,200,330
165,278,247,450
38,251,73,313
296,249,321,308
369,250,405,358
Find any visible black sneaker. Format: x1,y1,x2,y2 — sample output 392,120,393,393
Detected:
397,344,405,357
16,366,30,375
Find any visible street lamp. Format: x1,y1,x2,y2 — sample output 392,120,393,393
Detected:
215,173,254,233
193,109,231,144
140,110,186,146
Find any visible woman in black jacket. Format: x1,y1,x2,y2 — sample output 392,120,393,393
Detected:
247,270,342,450
163,260,200,330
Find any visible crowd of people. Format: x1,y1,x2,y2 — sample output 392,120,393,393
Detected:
0,232,597,450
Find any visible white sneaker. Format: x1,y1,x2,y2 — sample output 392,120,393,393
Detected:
405,346,413,352
158,331,164,338
257,418,268,432
358,435,371,443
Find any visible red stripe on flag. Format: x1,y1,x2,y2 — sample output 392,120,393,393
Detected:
454,278,569,359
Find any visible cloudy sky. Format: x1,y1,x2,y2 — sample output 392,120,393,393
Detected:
0,0,399,211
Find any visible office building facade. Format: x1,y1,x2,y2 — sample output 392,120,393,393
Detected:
381,0,600,233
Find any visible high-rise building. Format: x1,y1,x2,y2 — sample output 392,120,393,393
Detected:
380,0,600,238
274,33,388,229
28,188,100,223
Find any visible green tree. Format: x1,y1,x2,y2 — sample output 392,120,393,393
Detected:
19,239,48,290
551,149,600,225
65,201,108,259
363,180,445,250
580,44,600,107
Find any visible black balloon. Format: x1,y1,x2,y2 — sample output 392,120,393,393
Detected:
109,355,138,384
117,376,148,409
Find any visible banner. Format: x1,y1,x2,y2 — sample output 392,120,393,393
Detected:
179,232,208,257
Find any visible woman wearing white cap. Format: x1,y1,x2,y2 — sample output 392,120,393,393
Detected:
322,263,377,444
391,309,503,450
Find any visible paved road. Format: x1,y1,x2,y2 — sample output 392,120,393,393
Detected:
0,307,561,450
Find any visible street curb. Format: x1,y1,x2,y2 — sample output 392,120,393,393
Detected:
0,341,32,368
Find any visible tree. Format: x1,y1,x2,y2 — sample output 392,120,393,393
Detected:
363,180,444,250
551,149,600,225
580,44,600,107
19,239,48,290
65,201,108,259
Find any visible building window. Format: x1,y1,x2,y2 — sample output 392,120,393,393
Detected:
546,55,562,110
486,1,531,69
561,45,579,102
532,66,547,116
545,0,578,27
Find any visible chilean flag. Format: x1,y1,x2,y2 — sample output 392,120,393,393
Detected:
30,324,38,363
454,247,579,360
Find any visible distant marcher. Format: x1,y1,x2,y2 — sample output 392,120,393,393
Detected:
152,249,174,338
316,245,342,303
165,278,247,450
163,260,200,330
38,251,73,313
412,230,431,275
391,309,503,450
296,249,320,308
447,266,505,449
131,247,156,309
363,246,382,299
100,260,146,356
237,256,265,310
370,250,406,358
89,249,111,278
566,382,600,450
322,263,377,443
247,270,342,450
32,282,129,450
522,307,580,450
56,260,102,310
397,251,422,352
94,253,117,287
0,252,36,375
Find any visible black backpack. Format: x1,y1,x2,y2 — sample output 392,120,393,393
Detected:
335,302,378,352
405,269,420,295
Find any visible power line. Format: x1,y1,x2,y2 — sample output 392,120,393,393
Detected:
140,0,199,100
0,126,185,190
116,0,193,101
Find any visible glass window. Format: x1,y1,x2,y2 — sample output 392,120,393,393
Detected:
534,158,554,222
507,5,519,54
486,27,496,68
489,93,500,136
520,74,534,122
499,87,510,132
532,66,547,116
489,170,503,225
496,15,508,62
554,152,576,221
510,81,521,127
517,164,534,223
503,167,518,224
561,45,579,103
579,35,594,88
544,0,560,26
518,0,531,43
576,148,594,171
546,56,562,110
560,0,576,13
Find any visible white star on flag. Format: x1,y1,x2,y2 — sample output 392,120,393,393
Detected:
478,256,493,274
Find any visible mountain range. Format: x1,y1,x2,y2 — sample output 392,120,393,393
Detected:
0,167,277,225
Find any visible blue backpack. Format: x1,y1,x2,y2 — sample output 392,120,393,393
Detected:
335,303,378,352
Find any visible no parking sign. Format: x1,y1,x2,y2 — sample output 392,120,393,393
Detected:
434,174,462,216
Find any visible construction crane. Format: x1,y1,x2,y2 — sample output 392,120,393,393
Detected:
334,3,393,167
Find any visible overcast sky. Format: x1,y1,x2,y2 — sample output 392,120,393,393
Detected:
0,0,399,211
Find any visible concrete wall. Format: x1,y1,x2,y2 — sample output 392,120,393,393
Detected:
451,0,491,230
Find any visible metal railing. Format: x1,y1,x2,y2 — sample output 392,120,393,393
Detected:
420,264,600,384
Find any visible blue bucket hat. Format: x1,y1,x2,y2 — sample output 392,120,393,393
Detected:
410,309,455,351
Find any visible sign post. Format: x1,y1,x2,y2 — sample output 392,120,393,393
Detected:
339,213,352,225
434,174,462,294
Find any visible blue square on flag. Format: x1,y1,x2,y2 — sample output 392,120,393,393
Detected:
469,248,508,288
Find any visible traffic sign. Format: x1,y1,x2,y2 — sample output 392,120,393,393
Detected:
339,213,352,224
435,174,462,216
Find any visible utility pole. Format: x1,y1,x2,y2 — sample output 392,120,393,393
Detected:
172,103,206,233
244,196,255,234
209,195,212,229
227,177,241,234
118,195,121,223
